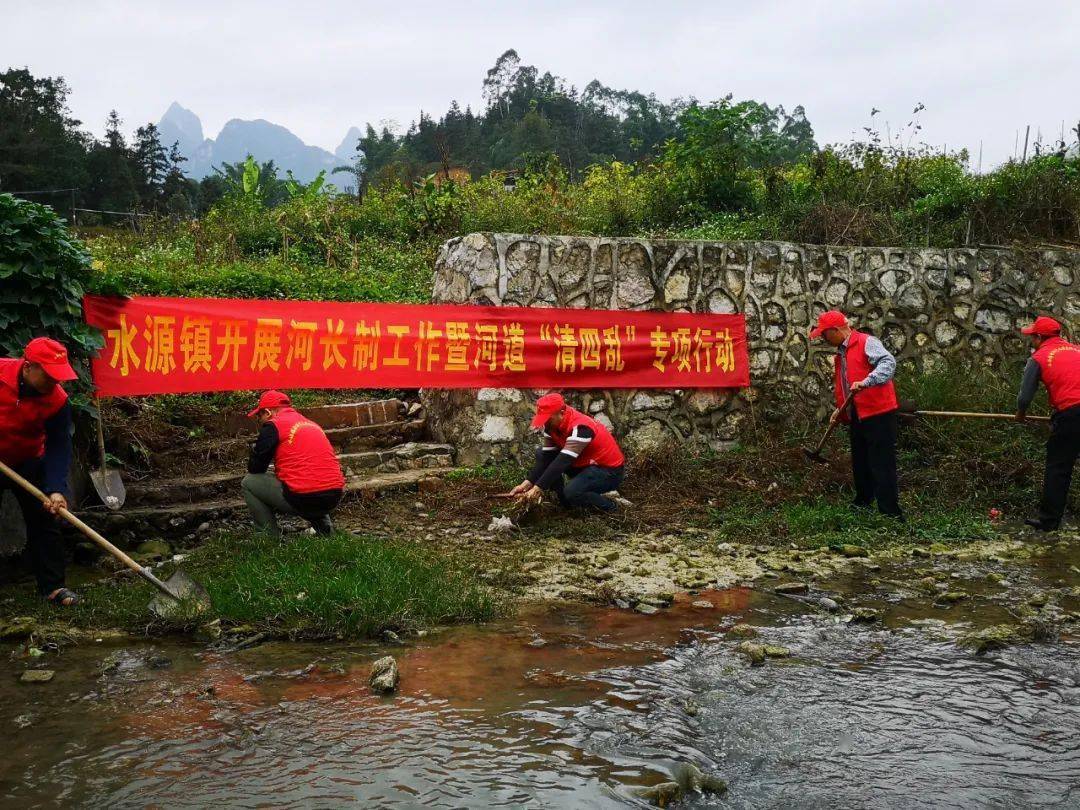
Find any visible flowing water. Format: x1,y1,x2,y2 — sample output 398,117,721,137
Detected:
2,555,1080,808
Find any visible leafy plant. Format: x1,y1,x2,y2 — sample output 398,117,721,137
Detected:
0,193,102,366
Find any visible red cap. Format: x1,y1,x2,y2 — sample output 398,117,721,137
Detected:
247,390,291,418
1021,316,1062,337
531,392,566,429
809,310,849,339
23,337,78,382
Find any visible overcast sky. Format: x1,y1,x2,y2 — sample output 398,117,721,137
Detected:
5,0,1079,166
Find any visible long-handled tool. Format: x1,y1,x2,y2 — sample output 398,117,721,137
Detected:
904,409,1050,423
89,408,126,511
803,391,855,464
0,459,208,619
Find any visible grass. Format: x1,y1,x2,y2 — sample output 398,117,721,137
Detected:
708,494,996,550
3,530,505,639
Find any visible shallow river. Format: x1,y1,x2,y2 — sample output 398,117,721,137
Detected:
3,557,1079,808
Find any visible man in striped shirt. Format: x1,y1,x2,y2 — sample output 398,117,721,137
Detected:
509,393,626,512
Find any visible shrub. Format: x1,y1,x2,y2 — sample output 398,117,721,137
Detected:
0,193,102,363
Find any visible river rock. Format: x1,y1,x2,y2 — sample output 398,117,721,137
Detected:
728,623,759,639
958,624,1026,653
838,544,870,558
849,607,881,623
939,591,968,604
136,540,172,559
19,670,54,683
369,656,399,694
635,603,660,616
0,617,38,640
633,781,681,806
737,641,767,665
1029,592,1050,608
818,597,840,611
774,582,809,595
674,762,728,795
691,600,715,609
764,645,791,658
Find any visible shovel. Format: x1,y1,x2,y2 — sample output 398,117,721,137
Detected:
803,391,855,464
89,407,125,510
0,459,209,619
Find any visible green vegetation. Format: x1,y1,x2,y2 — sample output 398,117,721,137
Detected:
0,194,102,362
5,54,1078,316
4,531,504,638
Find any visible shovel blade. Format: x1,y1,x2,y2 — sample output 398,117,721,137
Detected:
802,447,828,465
90,468,126,510
148,569,211,620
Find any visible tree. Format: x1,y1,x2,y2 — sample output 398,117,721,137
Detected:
84,110,139,214
213,156,287,206
0,68,89,210
134,123,170,208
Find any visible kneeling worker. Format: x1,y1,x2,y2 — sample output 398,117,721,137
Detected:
1016,316,1080,531
242,390,345,537
509,392,625,511
810,310,903,519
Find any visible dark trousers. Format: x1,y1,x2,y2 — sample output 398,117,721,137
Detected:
849,410,903,518
0,457,66,594
551,465,625,512
1038,405,1080,528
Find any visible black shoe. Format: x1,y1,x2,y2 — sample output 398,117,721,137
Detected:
310,515,335,535
1024,518,1059,532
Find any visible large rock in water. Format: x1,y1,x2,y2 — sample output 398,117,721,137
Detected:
369,656,399,694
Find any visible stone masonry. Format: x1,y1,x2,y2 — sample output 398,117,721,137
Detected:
423,232,1080,466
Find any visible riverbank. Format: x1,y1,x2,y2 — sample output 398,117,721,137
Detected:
3,519,1078,807
0,425,1072,645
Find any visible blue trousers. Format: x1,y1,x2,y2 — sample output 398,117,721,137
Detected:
550,464,625,512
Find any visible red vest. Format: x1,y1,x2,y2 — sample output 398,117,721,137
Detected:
0,358,69,467
270,407,345,494
548,407,625,468
833,331,898,421
1032,336,1080,412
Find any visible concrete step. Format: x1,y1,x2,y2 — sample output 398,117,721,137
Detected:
210,398,410,436
127,442,454,506
81,467,460,537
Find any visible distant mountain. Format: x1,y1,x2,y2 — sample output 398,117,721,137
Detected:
157,102,205,158
335,127,362,163
157,103,348,183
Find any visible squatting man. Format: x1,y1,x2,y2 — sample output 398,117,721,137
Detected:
508,392,627,511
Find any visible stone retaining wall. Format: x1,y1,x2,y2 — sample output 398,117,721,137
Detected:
424,233,1080,465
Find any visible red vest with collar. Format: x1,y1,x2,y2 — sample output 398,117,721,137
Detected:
833,330,898,421
547,406,625,468
269,407,345,494
0,358,68,466
1032,335,1080,412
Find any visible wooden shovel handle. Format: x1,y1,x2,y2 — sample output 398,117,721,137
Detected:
0,459,168,593
813,391,856,453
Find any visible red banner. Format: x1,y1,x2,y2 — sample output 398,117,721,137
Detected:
83,295,750,397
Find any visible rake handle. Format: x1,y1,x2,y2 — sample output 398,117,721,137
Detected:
912,410,1051,423
0,459,173,597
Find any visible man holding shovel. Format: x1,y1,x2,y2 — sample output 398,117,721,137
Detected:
1016,316,1080,531
242,390,345,538
810,311,903,519
0,338,80,606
